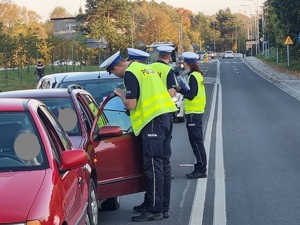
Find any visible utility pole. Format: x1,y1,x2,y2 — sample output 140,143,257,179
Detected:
71,38,75,72
246,0,259,54
191,15,203,51
213,21,216,52
241,5,253,56
178,21,183,54
131,15,135,48
235,26,238,53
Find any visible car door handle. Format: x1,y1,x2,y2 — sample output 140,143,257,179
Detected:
78,177,82,184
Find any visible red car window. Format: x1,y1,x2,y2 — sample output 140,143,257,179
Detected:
0,112,47,170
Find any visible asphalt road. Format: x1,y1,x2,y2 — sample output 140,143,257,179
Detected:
97,57,300,225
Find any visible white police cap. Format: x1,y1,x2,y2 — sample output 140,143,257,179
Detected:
182,52,199,63
127,48,150,61
157,46,174,55
100,51,122,72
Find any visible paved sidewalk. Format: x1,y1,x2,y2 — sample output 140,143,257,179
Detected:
242,56,300,101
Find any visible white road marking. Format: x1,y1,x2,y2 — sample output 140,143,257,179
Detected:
189,59,227,225
188,63,218,225
178,164,195,167
213,84,227,225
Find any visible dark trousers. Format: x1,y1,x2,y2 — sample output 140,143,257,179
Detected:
186,113,207,173
141,113,172,213
36,74,43,81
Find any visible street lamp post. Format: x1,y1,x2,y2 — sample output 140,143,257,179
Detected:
179,24,182,54
260,3,267,57
235,26,238,54
179,19,183,54
241,4,253,56
131,15,135,48
71,38,75,72
213,21,216,53
191,15,202,51
245,0,259,54
131,27,135,48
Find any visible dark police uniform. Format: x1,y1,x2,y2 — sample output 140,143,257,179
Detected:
100,50,177,221
150,57,177,214
179,52,207,179
125,68,172,215
133,58,177,216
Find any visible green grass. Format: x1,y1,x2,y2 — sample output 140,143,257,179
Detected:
1,56,299,92
0,65,104,92
256,49,300,77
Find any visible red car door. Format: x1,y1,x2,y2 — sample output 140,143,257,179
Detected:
90,95,146,199
61,167,86,224
40,106,88,224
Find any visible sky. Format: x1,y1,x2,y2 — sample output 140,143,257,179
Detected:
14,0,263,22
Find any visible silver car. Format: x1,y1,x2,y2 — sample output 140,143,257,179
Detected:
223,51,235,58
36,71,123,104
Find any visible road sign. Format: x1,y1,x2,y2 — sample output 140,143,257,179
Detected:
284,36,294,45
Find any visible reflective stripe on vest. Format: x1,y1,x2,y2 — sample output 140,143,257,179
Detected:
184,72,206,114
126,62,177,136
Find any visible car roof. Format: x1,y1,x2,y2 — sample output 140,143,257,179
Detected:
0,88,81,99
37,71,120,89
62,71,119,82
0,98,40,111
43,71,117,81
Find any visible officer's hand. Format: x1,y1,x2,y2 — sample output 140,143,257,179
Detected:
114,88,125,98
175,86,181,92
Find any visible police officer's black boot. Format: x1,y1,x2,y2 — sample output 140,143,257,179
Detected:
186,164,207,179
133,203,148,212
186,170,207,179
132,211,163,221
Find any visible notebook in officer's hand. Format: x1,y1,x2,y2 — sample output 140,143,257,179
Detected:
178,76,190,91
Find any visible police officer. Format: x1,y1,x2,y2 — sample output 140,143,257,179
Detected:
127,48,149,64
133,46,177,218
175,52,207,179
100,51,177,222
34,61,45,81
126,48,153,216
151,46,177,98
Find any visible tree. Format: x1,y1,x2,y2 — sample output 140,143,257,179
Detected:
49,7,72,19
215,8,241,52
0,1,44,37
80,0,132,54
267,0,300,58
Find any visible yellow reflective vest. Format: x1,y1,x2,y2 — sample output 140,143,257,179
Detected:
150,62,171,88
89,103,107,127
184,72,206,114
125,62,177,136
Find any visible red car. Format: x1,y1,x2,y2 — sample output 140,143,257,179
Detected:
0,98,90,225
0,85,146,217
